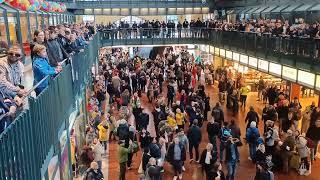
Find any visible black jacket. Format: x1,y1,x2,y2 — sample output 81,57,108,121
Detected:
187,125,202,145
245,110,259,127
45,38,69,67
85,168,103,180
149,143,161,158
167,142,186,163
207,122,220,137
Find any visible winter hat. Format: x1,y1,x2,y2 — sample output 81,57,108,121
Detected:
257,137,264,145
250,121,257,128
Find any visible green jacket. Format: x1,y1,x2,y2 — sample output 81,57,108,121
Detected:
118,145,130,163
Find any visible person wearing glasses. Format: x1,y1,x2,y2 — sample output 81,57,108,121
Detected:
32,44,62,95
0,45,26,99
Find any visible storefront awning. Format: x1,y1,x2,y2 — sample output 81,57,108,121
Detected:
261,5,278,14
271,4,290,13
294,4,314,12
0,3,18,13
281,4,303,13
252,6,268,14
307,3,320,11
246,7,261,14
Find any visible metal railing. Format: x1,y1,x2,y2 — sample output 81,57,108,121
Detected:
99,27,320,61
0,34,99,179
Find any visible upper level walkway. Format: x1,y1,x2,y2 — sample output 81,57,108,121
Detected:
100,28,320,77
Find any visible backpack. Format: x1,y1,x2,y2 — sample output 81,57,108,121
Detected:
248,129,259,143
220,127,231,142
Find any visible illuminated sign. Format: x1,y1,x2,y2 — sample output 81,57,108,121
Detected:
214,47,220,55
258,59,269,72
233,52,240,61
248,57,258,68
220,49,226,57
226,50,232,59
298,70,315,88
239,54,248,64
269,62,281,76
282,66,297,82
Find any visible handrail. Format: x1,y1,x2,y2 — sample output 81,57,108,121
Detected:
0,56,72,122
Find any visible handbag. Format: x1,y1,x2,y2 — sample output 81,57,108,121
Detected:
289,154,300,170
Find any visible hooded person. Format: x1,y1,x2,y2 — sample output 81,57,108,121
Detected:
246,121,260,161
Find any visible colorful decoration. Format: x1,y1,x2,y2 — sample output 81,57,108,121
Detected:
4,0,67,12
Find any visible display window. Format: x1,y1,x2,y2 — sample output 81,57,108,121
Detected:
37,12,43,30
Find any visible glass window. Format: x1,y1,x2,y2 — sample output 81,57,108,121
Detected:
29,12,37,37
0,10,8,45
7,12,18,44
20,12,29,43
37,12,44,30
49,13,54,26
44,13,49,29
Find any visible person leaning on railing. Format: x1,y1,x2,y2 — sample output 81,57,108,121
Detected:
32,44,62,96
0,45,27,99
0,90,18,133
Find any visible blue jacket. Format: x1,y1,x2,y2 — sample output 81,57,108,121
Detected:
32,56,57,93
246,127,260,144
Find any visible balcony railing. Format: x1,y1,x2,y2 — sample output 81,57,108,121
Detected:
99,28,320,68
0,35,99,179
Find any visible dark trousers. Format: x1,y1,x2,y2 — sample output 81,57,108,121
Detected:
171,160,182,176
240,95,247,107
189,143,200,161
209,135,217,151
119,162,126,180
127,153,133,167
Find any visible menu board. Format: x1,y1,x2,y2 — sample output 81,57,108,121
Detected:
239,54,248,64
258,59,269,72
220,49,226,57
214,47,220,55
316,75,320,90
233,52,240,61
298,70,315,88
269,62,282,76
282,66,297,82
209,46,215,54
226,50,232,59
248,57,258,68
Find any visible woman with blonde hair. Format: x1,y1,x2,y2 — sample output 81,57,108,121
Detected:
32,44,62,95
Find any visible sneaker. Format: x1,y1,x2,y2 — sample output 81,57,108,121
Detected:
196,160,200,163
189,159,194,163
248,157,252,161
182,166,186,171
173,176,178,180
160,169,165,173
178,174,183,179
128,167,131,170
304,170,311,176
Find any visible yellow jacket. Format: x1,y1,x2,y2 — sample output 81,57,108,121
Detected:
167,116,177,128
98,123,109,141
175,113,185,125
240,86,250,96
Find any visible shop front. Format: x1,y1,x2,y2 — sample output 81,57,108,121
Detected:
199,46,319,108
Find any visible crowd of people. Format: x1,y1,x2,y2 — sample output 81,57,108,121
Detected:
0,22,96,133
77,41,320,180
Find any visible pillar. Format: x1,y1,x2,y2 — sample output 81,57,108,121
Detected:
290,83,300,101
